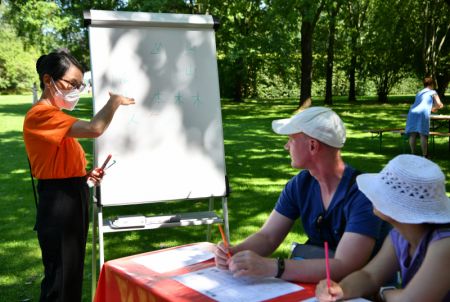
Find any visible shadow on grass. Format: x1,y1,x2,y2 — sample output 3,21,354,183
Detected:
1,95,450,302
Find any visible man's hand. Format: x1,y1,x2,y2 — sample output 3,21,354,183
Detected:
214,242,232,270
228,250,277,278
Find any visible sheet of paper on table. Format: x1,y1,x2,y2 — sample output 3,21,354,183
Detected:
173,266,304,302
132,243,214,273
301,297,372,302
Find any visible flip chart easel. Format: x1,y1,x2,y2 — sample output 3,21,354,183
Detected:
83,9,230,299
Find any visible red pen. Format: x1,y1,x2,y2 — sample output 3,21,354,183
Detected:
100,154,112,170
218,224,232,259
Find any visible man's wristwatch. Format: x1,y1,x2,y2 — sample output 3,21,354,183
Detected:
379,286,396,301
275,257,285,278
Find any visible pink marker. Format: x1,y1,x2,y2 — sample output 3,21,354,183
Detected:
325,241,331,288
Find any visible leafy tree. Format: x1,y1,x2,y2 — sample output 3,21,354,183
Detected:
363,0,413,102
2,0,132,68
4,0,447,102
408,0,450,98
198,0,269,101
254,1,302,99
323,0,343,105
0,22,39,93
126,0,191,13
297,0,326,107
2,1,73,54
266,0,327,107
342,0,370,102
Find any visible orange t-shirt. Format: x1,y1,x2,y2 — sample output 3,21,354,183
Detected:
23,102,87,179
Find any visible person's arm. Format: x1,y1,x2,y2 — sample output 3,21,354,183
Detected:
214,210,294,274
220,215,378,282
431,94,443,112
281,232,376,283
383,237,450,302
338,236,398,299
68,92,135,138
312,181,388,283
316,236,398,302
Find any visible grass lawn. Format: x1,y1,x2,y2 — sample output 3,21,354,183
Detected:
1,94,449,301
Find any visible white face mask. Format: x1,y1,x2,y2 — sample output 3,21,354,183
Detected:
51,78,81,111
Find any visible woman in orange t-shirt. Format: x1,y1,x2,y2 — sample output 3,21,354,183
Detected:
23,49,135,302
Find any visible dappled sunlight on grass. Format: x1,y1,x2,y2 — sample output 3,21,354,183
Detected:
232,177,290,187
11,168,28,174
2,94,450,301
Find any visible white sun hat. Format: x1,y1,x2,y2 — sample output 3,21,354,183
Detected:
271,107,346,148
356,154,450,224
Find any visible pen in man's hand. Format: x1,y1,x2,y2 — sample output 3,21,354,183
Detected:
218,224,232,259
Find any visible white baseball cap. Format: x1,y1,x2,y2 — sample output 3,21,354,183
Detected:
271,107,346,148
356,154,450,224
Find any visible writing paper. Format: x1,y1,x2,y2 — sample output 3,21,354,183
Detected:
173,266,304,302
132,243,214,273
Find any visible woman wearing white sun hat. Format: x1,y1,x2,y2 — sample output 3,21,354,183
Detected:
315,154,450,302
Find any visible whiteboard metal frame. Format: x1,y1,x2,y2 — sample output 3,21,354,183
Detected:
84,9,220,30
91,194,230,300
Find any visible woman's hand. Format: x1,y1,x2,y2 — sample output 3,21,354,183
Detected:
109,92,135,106
315,279,344,302
86,167,105,187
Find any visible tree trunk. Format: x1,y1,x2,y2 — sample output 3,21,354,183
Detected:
300,20,314,108
377,91,389,103
377,78,389,103
436,72,449,100
325,5,340,106
348,34,358,102
233,78,243,102
233,58,244,102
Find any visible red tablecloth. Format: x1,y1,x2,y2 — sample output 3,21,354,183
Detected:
94,242,316,302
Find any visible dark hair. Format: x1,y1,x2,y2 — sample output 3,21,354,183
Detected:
36,49,84,91
423,76,434,88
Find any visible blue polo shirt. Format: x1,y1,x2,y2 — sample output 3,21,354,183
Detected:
275,165,386,250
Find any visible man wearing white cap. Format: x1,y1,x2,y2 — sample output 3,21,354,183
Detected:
215,107,388,283
316,154,450,301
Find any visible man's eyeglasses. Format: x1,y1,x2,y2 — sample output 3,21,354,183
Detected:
58,78,86,92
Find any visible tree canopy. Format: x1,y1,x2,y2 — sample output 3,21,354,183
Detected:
1,0,449,103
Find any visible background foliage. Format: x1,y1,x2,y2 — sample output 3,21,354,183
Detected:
0,0,449,101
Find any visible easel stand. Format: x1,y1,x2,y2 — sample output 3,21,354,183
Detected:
84,9,229,301
91,188,230,300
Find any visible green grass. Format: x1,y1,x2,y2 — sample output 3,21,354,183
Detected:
1,94,450,301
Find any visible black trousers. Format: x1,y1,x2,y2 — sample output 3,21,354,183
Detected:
36,177,89,302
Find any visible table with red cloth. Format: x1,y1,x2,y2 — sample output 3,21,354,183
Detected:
94,242,316,302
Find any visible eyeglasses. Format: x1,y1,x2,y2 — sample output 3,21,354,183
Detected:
57,78,86,92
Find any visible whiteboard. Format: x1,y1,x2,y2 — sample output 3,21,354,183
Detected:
87,10,227,206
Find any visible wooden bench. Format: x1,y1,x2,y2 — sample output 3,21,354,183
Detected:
403,131,450,153
366,128,450,152
366,128,404,151
429,131,450,152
